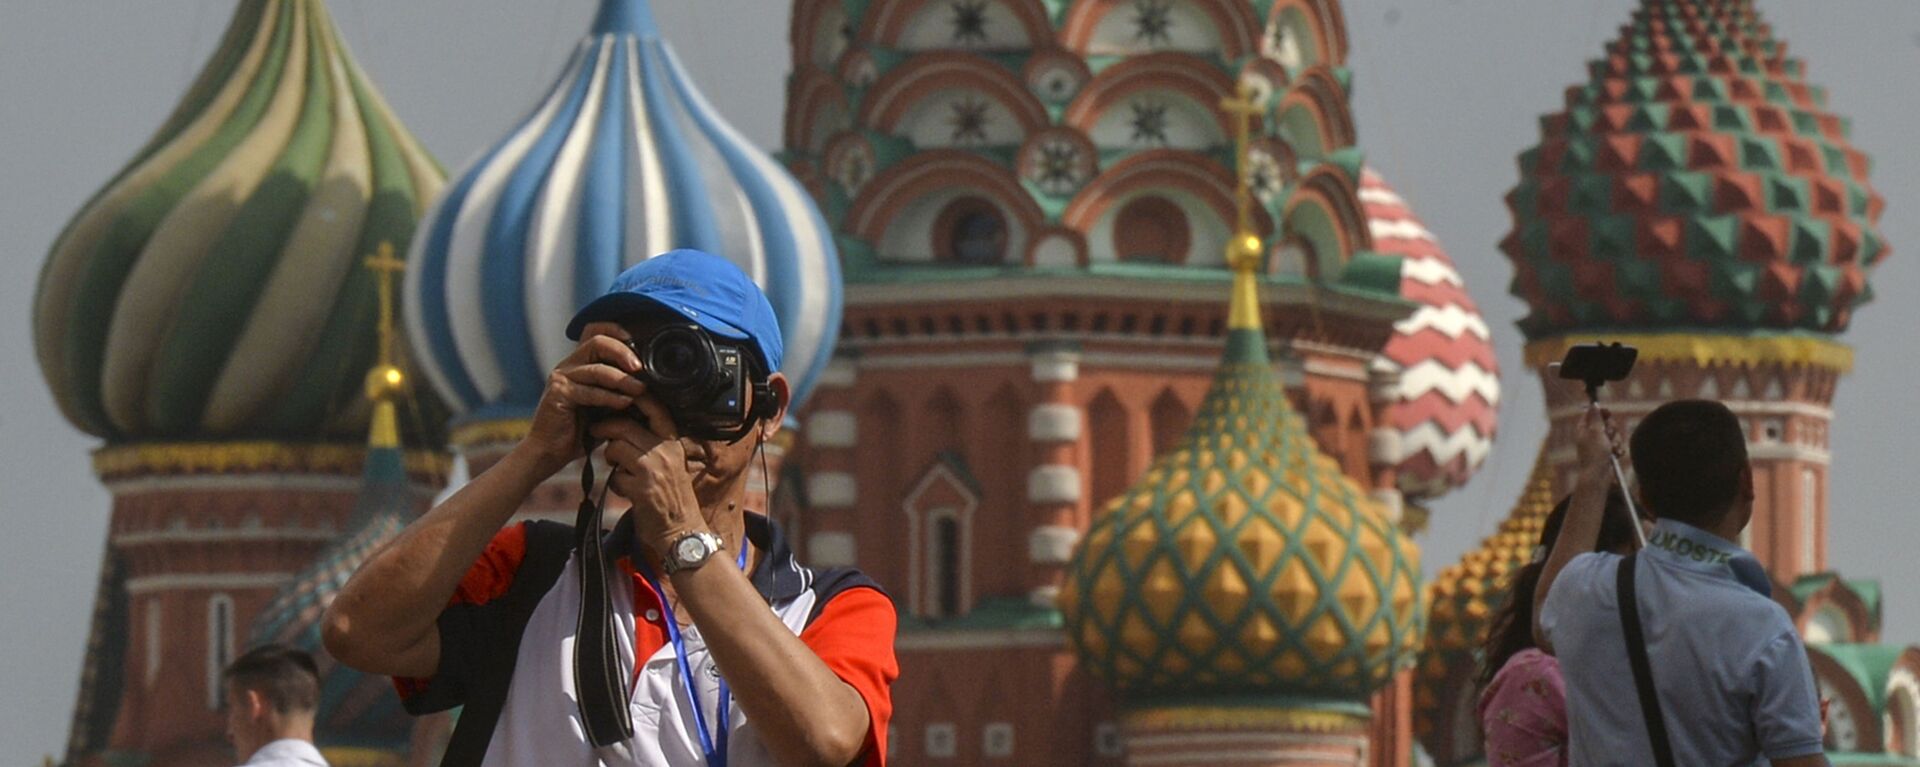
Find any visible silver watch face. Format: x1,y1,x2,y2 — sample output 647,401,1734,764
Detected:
674,535,711,565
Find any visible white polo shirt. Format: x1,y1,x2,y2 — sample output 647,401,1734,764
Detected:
1541,519,1824,766
238,739,329,767
397,513,898,767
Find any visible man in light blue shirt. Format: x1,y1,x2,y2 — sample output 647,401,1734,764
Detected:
1535,400,1827,767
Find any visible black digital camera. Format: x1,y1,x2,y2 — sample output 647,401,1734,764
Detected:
620,323,776,441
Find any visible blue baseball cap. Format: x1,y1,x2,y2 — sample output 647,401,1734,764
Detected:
566,249,784,375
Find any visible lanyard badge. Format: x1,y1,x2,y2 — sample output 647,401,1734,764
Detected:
635,546,750,767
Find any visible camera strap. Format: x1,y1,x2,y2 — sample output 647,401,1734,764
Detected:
1617,554,1677,767
573,445,635,748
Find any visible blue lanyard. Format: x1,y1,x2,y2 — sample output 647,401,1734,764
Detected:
635,545,749,767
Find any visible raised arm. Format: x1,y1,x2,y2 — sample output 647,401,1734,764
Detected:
596,381,886,767
322,335,645,678
1532,406,1620,652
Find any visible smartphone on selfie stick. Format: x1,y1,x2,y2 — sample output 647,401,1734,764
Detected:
1554,342,1649,549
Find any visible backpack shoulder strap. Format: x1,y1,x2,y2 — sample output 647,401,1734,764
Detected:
1617,553,1678,767
438,520,577,767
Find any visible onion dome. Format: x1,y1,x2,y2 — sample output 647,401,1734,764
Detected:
252,257,422,757
1413,447,1553,762
407,0,842,422
33,0,446,442
1060,146,1423,699
1503,0,1886,339
1362,168,1500,502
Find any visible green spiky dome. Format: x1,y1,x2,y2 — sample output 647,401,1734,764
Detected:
33,0,446,442
1502,0,1886,339
1059,327,1424,702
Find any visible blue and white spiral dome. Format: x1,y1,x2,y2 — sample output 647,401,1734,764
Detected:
406,0,841,422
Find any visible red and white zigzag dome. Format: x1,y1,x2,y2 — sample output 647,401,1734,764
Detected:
1363,168,1501,501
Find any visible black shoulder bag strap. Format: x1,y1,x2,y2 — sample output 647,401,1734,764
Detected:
439,520,577,767
1617,553,1678,767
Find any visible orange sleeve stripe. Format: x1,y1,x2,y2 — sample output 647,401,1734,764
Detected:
392,524,534,700
799,587,900,766
450,523,530,606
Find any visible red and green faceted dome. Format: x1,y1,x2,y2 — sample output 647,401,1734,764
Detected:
1502,0,1886,339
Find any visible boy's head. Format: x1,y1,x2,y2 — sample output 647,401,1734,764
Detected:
223,644,321,760
1629,399,1754,531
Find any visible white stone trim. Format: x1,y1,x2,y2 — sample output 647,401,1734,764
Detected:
1028,585,1061,608
983,722,1016,758
1027,404,1081,442
103,474,389,495
127,573,294,595
1030,350,1080,382
808,531,858,568
114,528,341,547
1547,399,1833,423
1028,526,1081,564
844,277,1408,324
808,472,858,508
816,357,859,388
925,723,958,758
1550,443,1830,467
1027,465,1081,504
806,411,858,448
1746,443,1832,464
1303,357,1371,383
205,593,235,710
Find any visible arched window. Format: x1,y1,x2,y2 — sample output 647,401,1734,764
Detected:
928,511,963,618
1115,196,1189,263
146,598,162,688
1271,237,1312,277
1888,680,1919,757
1150,389,1191,456
1801,468,1820,572
207,593,235,710
935,197,1008,265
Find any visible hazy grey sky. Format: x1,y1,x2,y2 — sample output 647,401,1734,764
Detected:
5,2,1920,762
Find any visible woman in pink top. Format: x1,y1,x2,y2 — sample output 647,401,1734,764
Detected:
1476,490,1639,767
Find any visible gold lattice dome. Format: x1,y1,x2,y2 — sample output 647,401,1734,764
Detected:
1060,329,1424,701
1414,447,1555,744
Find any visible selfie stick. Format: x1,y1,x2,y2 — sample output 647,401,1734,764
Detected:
1553,364,1650,550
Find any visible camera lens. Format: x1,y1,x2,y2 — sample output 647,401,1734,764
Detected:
643,327,711,387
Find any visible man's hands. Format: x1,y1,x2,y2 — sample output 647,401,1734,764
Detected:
591,401,709,559
517,328,646,478
1575,403,1625,479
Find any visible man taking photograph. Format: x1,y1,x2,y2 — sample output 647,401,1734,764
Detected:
323,249,897,767
1534,400,1826,766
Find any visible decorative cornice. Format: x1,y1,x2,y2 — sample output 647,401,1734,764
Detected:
93,443,449,482
1524,333,1853,374
1123,703,1371,734
449,418,531,450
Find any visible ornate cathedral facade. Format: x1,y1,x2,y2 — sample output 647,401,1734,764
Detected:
31,1,1915,766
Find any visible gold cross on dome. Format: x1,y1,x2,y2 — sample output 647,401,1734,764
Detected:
1221,83,1264,272
364,242,406,368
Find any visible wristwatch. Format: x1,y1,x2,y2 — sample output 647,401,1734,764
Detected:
663,531,725,575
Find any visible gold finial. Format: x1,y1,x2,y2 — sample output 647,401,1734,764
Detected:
362,243,407,447
1222,83,1266,329
365,242,407,372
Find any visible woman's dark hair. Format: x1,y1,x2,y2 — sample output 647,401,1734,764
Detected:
1476,487,1639,686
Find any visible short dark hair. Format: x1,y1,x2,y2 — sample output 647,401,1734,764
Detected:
222,644,320,715
1630,399,1749,527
